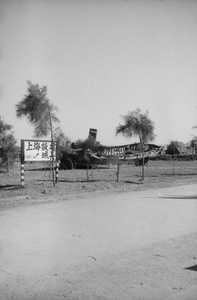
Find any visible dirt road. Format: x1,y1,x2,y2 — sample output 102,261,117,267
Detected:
0,184,197,299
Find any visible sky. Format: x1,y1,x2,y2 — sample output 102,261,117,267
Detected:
1,0,197,147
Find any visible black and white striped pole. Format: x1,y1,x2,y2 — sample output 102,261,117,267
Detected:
21,164,25,187
55,160,60,183
21,140,25,187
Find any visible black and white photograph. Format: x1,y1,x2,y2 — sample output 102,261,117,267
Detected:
1,0,197,299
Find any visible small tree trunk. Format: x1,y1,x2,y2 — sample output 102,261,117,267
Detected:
173,143,175,175
91,165,94,180
87,162,89,181
117,163,120,182
141,150,145,180
140,140,145,181
48,104,55,186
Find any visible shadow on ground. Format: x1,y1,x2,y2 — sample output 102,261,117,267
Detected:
160,195,197,200
124,180,143,185
184,264,197,271
160,173,197,176
0,184,22,190
38,179,143,184
37,179,106,183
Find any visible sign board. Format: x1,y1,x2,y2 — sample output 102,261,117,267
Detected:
21,139,56,163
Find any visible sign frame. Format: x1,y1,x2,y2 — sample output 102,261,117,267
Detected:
20,139,59,187
21,139,57,164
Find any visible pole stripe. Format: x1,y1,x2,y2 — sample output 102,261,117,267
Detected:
21,164,25,187
56,161,59,183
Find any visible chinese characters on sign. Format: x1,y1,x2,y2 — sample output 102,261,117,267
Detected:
24,140,56,162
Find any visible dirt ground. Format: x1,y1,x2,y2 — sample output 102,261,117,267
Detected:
1,161,197,299
0,183,197,300
1,160,197,210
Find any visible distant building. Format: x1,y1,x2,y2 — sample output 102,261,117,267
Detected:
167,141,192,155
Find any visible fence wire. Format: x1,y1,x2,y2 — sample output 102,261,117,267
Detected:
1,159,197,188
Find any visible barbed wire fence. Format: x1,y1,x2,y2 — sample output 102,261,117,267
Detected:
1,155,197,189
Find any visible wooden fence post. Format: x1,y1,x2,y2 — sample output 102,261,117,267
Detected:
117,163,120,182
